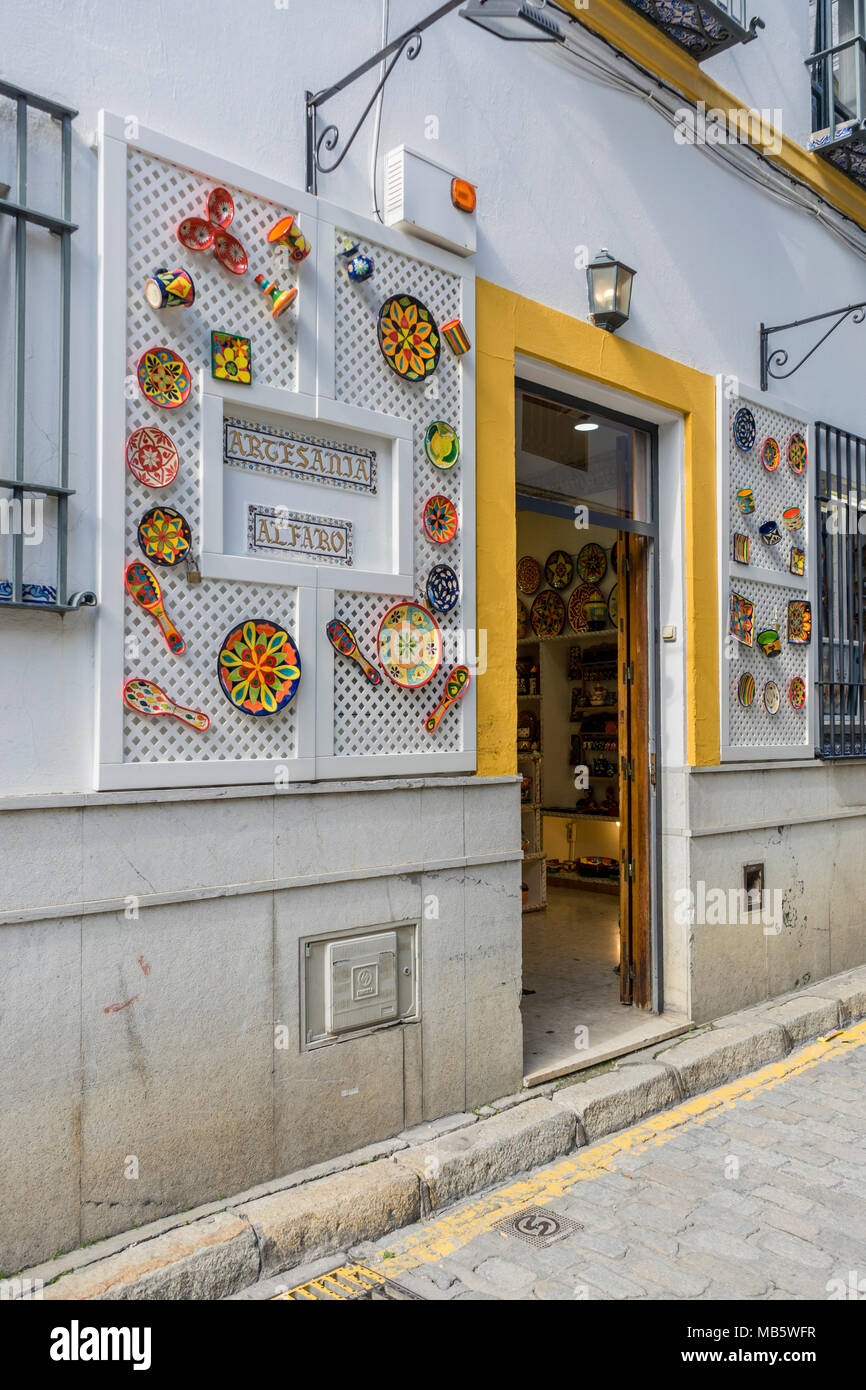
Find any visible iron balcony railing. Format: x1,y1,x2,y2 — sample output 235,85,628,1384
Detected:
815,421,866,759
621,0,764,61
807,4,866,189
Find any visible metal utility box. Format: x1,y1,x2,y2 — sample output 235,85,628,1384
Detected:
303,921,418,1046
383,146,477,257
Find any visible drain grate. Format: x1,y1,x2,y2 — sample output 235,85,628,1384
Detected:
273,1263,424,1301
494,1206,583,1249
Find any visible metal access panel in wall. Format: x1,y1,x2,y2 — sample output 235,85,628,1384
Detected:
303,921,418,1047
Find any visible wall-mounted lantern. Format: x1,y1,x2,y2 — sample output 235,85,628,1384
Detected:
586,249,636,334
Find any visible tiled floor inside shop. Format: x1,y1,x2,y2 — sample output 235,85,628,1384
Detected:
521,886,691,1084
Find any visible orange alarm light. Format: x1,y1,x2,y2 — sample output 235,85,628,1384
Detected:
450,178,477,214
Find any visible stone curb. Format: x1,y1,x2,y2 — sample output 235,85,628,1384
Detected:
15,963,866,1301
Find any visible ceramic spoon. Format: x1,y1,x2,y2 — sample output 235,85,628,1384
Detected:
424,665,471,734
123,677,209,730
326,618,382,686
124,561,185,654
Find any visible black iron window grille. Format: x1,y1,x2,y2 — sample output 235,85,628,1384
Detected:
621,0,764,61
0,80,96,613
807,1,866,190
816,420,866,758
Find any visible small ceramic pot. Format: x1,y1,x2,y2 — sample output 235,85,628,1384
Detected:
737,488,755,515
759,520,782,546
584,600,608,630
782,507,803,532
757,627,782,657
339,241,374,282
144,267,195,309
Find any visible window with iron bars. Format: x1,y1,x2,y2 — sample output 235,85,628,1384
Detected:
0,80,96,613
816,421,866,758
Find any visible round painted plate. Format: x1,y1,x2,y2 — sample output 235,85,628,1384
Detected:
136,506,191,566
545,549,574,591
763,680,781,715
126,425,179,488
733,407,757,452
789,676,807,710
377,602,442,688
738,672,755,708
568,582,604,634
788,432,808,475
426,562,460,614
377,294,440,382
422,494,458,544
607,583,619,626
761,436,781,472
423,420,460,470
517,555,542,595
137,346,192,408
576,542,607,584
517,600,528,640
217,618,301,716
530,589,566,637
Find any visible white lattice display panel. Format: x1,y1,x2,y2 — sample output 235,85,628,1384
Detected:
720,384,814,759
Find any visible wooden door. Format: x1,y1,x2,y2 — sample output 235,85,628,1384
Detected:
617,532,652,1008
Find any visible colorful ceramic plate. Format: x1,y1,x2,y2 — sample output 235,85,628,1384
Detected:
136,506,191,567
422,494,458,544
730,591,755,647
732,532,750,564
761,436,781,472
576,542,607,584
530,589,566,637
788,432,808,474
517,599,528,640
607,583,619,626
423,420,459,470
126,425,180,488
377,294,440,381
217,618,301,716
377,602,442,688
426,562,460,614
545,549,574,590
738,672,755,708
568,582,604,634
733,407,757,452
763,680,781,715
517,555,542,595
790,547,805,576
789,676,807,710
787,599,812,644
137,347,192,409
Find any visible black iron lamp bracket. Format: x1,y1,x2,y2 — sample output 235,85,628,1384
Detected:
760,301,866,390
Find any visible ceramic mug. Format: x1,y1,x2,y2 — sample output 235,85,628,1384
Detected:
144,267,195,309
737,488,755,515
757,627,782,657
782,506,803,531
759,520,782,546
267,214,312,263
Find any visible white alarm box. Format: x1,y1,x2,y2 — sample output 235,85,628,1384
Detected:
383,146,477,257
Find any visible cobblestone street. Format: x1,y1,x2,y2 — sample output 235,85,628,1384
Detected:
265,1027,866,1302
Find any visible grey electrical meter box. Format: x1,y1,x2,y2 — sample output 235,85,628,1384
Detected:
324,930,399,1034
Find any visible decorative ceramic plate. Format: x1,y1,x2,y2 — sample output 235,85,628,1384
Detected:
423,420,460,470
789,676,807,710
788,432,808,474
761,436,781,472
377,602,442,688
790,547,805,576
730,590,755,647
568,582,604,634
426,562,460,614
732,532,749,564
377,294,440,381
737,672,755,708
517,555,542,595
217,618,301,716
422,494,458,544
137,347,192,408
733,407,757,452
787,599,812,644
530,589,566,637
126,425,180,488
136,506,191,566
545,549,574,590
763,680,781,715
517,599,528,640
607,583,619,626
576,542,607,584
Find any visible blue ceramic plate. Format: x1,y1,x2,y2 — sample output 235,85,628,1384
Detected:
733,407,757,452
426,563,460,614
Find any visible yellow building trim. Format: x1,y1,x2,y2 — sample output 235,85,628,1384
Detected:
562,0,866,235
475,280,719,777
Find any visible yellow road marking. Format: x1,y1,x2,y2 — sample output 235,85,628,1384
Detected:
275,1019,866,1297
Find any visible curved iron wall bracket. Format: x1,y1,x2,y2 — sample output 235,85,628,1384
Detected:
760,301,866,391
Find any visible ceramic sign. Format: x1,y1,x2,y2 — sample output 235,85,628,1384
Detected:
126,425,179,488
137,506,192,567
137,347,192,408
224,417,376,495
212,331,251,384
217,618,301,716
123,677,209,730
247,504,353,566
377,294,440,381
124,561,185,654
377,602,442,688
326,618,382,686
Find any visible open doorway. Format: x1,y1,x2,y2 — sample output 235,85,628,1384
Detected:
515,380,688,1084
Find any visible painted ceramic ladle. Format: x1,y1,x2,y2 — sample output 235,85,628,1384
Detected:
326,618,382,686
424,665,471,734
124,561,185,654
122,677,209,730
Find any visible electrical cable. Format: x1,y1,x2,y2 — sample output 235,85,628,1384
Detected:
370,0,390,222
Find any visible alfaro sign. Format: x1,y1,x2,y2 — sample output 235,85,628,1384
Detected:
247,504,354,567
224,416,377,495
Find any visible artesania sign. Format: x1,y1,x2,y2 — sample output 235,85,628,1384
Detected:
247,504,354,566
224,416,377,494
